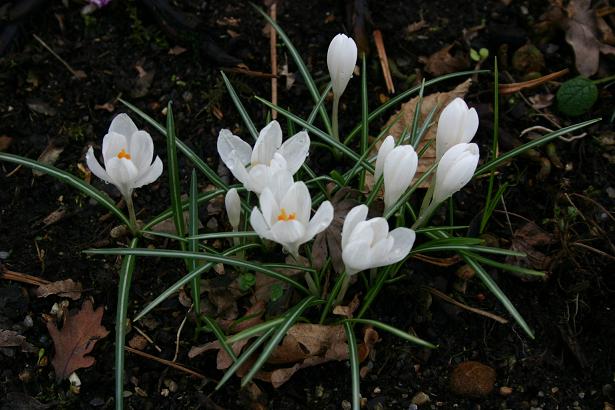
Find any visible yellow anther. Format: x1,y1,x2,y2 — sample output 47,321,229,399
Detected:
117,148,131,160
277,208,296,222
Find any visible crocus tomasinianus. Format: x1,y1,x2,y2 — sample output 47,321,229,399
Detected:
86,113,163,230
341,204,416,276
327,33,358,141
217,120,310,195
249,177,333,258
374,135,418,213
435,98,479,161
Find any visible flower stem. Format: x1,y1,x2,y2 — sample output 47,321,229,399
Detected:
332,95,340,142
412,200,440,229
125,195,139,235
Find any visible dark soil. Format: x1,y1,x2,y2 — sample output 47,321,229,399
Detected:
1,0,614,409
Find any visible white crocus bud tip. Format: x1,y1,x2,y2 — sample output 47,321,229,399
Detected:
327,34,358,98
225,188,241,230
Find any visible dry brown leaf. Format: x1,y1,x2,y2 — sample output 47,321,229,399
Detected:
0,135,13,152
564,0,615,76
0,329,37,352
419,44,470,76
47,299,110,380
333,293,361,318
505,222,556,275
379,79,472,189
35,279,82,300
33,140,64,176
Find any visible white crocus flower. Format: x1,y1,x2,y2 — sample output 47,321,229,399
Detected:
85,113,163,200
432,142,480,205
436,98,479,161
249,178,333,258
225,188,241,231
327,34,358,99
341,205,416,276
374,136,418,212
217,120,310,195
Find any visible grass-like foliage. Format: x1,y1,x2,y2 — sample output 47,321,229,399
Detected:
0,7,602,410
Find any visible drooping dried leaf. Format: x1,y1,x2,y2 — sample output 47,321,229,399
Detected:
379,79,472,188
564,0,615,76
505,222,556,275
333,293,361,318
35,279,82,300
0,329,37,352
33,140,64,176
419,44,470,76
47,299,110,380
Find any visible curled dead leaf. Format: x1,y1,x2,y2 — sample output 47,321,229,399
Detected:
419,44,470,76
35,279,82,300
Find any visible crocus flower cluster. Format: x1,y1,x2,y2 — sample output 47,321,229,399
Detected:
374,135,418,212
217,121,333,258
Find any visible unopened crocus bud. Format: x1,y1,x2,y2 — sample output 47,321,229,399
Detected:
225,188,241,230
432,143,479,205
327,34,358,99
435,98,479,161
383,145,418,211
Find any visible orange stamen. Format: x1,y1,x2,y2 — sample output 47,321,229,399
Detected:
117,149,131,160
277,208,296,222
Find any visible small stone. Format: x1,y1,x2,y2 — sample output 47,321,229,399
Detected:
128,334,148,350
411,392,430,405
604,401,614,410
499,386,513,396
164,378,178,393
373,387,381,394
341,400,351,410
551,387,559,395
579,392,586,399
449,361,496,398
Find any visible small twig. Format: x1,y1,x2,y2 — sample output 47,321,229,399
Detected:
425,286,509,324
0,268,50,286
173,306,191,362
269,1,278,119
32,33,86,80
411,253,460,267
373,30,395,94
133,325,162,353
125,346,212,381
499,68,568,94
520,125,587,143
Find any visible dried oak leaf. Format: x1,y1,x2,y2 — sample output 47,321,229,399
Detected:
505,222,556,275
35,279,82,300
419,43,470,76
47,299,109,380
563,0,615,76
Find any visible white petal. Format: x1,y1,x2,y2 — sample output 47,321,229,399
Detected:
436,98,465,160
265,168,294,203
106,156,139,186
102,132,127,165
387,228,416,264
366,217,389,243
305,200,334,240
383,146,418,211
109,113,138,139
251,121,282,166
258,187,279,227
132,156,163,188
374,135,394,181
250,207,273,241
460,107,479,143
129,130,154,172
342,239,373,275
278,131,310,174
280,182,311,225
85,146,112,183
341,204,368,249
227,154,252,189
270,219,306,254
225,188,241,229
368,236,395,267
433,143,479,204
217,129,252,167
